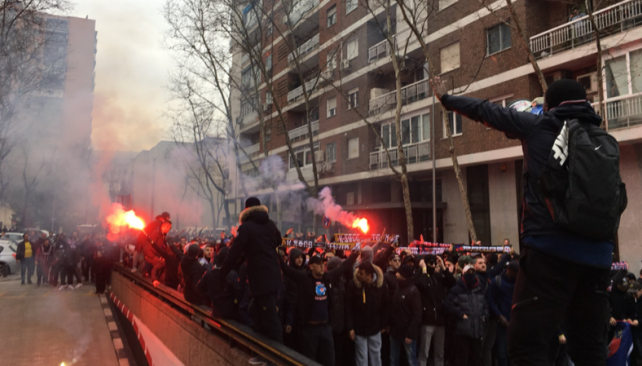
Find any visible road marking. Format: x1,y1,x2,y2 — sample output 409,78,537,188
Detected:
104,308,112,316
113,337,123,350
108,321,118,331
19,292,26,298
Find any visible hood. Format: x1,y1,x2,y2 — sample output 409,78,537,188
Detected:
289,248,305,269
359,246,373,265
239,205,270,224
550,101,602,126
353,264,384,289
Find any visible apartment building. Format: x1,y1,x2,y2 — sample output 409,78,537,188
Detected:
228,0,642,263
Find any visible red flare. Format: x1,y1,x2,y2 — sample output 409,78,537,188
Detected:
105,203,146,241
351,218,369,234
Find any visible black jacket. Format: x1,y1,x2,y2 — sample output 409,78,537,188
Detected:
328,271,347,333
390,278,422,340
220,205,283,297
441,95,603,240
284,248,306,326
610,286,635,320
345,264,389,336
180,256,207,305
16,240,33,261
280,251,358,326
444,277,489,339
153,242,182,290
197,266,241,320
415,268,456,326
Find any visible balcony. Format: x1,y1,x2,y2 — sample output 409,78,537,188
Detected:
288,34,320,64
530,0,642,59
239,143,260,162
285,0,319,27
597,94,642,130
369,140,431,170
368,36,396,63
287,78,318,103
368,79,430,115
288,119,319,141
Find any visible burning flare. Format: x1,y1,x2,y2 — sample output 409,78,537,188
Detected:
105,203,145,240
352,218,369,234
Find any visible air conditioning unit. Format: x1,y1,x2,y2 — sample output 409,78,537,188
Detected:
577,72,598,93
314,150,325,163
341,59,351,71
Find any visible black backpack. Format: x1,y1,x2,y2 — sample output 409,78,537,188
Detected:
539,119,627,241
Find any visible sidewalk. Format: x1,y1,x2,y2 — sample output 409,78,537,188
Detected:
0,275,120,365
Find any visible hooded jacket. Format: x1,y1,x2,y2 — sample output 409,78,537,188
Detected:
415,267,456,326
390,277,422,340
487,271,516,322
345,264,389,336
441,95,613,267
180,249,207,305
284,248,306,326
444,277,488,339
220,205,283,297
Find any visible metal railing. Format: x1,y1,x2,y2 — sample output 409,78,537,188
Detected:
286,0,319,26
288,34,320,64
111,265,317,366
530,0,642,58
287,78,318,103
368,79,430,115
368,36,396,63
595,94,642,129
288,119,319,141
369,140,431,170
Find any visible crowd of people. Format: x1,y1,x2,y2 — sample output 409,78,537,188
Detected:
12,230,119,294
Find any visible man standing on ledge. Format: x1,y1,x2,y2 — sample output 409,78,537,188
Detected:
430,77,622,365
220,197,284,343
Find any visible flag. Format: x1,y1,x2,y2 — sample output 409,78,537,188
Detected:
607,322,633,366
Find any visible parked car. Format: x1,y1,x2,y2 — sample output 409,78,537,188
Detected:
3,232,23,243
0,239,18,276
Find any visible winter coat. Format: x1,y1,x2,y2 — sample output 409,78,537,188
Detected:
487,272,516,321
220,205,283,297
415,268,456,326
440,95,613,266
610,286,635,321
345,264,389,336
180,256,207,305
153,242,182,290
284,248,306,326
389,278,422,340
279,251,358,326
15,240,32,261
384,267,397,298
36,244,55,267
328,272,347,333
444,278,488,339
197,266,241,320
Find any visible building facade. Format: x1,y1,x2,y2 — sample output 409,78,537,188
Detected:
228,0,642,265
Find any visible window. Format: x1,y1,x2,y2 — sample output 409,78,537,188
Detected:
266,54,272,70
267,23,273,35
445,112,463,137
327,51,337,70
327,5,337,27
440,42,460,74
265,91,273,105
605,49,642,99
489,94,513,107
326,142,337,162
346,0,357,14
265,127,272,141
348,137,359,159
439,0,457,10
347,38,358,60
381,113,430,148
327,97,337,117
486,22,511,55
289,142,320,169
347,88,358,109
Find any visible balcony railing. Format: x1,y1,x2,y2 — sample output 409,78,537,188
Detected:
239,143,260,162
369,140,431,170
288,34,320,64
286,0,319,26
287,78,318,103
368,79,430,115
368,36,396,63
595,94,642,130
288,119,319,141
530,0,642,58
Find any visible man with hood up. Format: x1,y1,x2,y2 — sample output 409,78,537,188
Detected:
284,247,306,348
197,246,240,319
444,265,488,366
431,77,616,364
220,197,283,343
389,264,422,366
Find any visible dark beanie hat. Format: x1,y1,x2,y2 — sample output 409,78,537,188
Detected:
187,244,200,258
309,256,323,265
398,264,413,279
326,256,343,270
545,79,587,109
245,197,261,209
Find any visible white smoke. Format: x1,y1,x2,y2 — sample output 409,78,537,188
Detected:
307,186,360,228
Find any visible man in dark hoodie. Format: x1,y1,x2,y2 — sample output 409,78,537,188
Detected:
444,265,488,366
279,244,361,366
197,247,240,319
220,197,283,343
284,247,306,349
180,244,206,305
432,77,614,364
326,256,350,366
487,261,519,366
389,264,422,366
346,261,389,366
416,255,455,366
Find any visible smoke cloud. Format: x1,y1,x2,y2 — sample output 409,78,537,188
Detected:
307,187,363,230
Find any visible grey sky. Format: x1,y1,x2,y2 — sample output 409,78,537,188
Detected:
73,0,175,151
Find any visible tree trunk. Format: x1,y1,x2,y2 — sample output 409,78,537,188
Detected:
585,0,606,129
506,0,547,92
